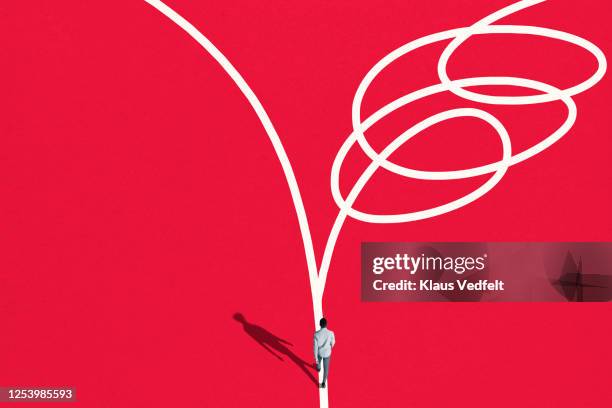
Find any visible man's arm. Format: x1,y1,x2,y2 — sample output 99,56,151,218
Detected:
331,331,336,348
313,334,318,361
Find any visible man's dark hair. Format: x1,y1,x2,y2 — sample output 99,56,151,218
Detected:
319,318,327,328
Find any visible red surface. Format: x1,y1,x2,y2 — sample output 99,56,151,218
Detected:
2,1,611,406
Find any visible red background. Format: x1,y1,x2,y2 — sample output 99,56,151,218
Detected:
2,1,611,406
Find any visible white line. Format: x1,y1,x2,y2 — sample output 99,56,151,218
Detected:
143,1,329,405
143,1,606,406
319,0,605,296
142,0,323,313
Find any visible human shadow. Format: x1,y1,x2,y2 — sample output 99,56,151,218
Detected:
233,312,318,386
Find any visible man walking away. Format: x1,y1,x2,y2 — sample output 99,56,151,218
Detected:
313,317,335,388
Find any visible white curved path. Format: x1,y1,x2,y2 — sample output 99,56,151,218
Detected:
143,1,605,406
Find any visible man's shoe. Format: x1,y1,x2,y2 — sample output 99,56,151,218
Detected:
320,382,326,388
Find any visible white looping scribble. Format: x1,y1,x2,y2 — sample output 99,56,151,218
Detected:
144,0,606,406
333,0,606,225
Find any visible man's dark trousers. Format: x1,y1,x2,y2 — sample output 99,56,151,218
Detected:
318,356,330,384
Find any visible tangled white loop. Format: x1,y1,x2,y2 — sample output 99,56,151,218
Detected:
331,0,607,224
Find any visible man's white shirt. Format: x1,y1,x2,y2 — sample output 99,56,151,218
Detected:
313,327,335,359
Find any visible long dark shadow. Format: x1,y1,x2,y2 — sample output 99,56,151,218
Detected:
233,312,317,386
